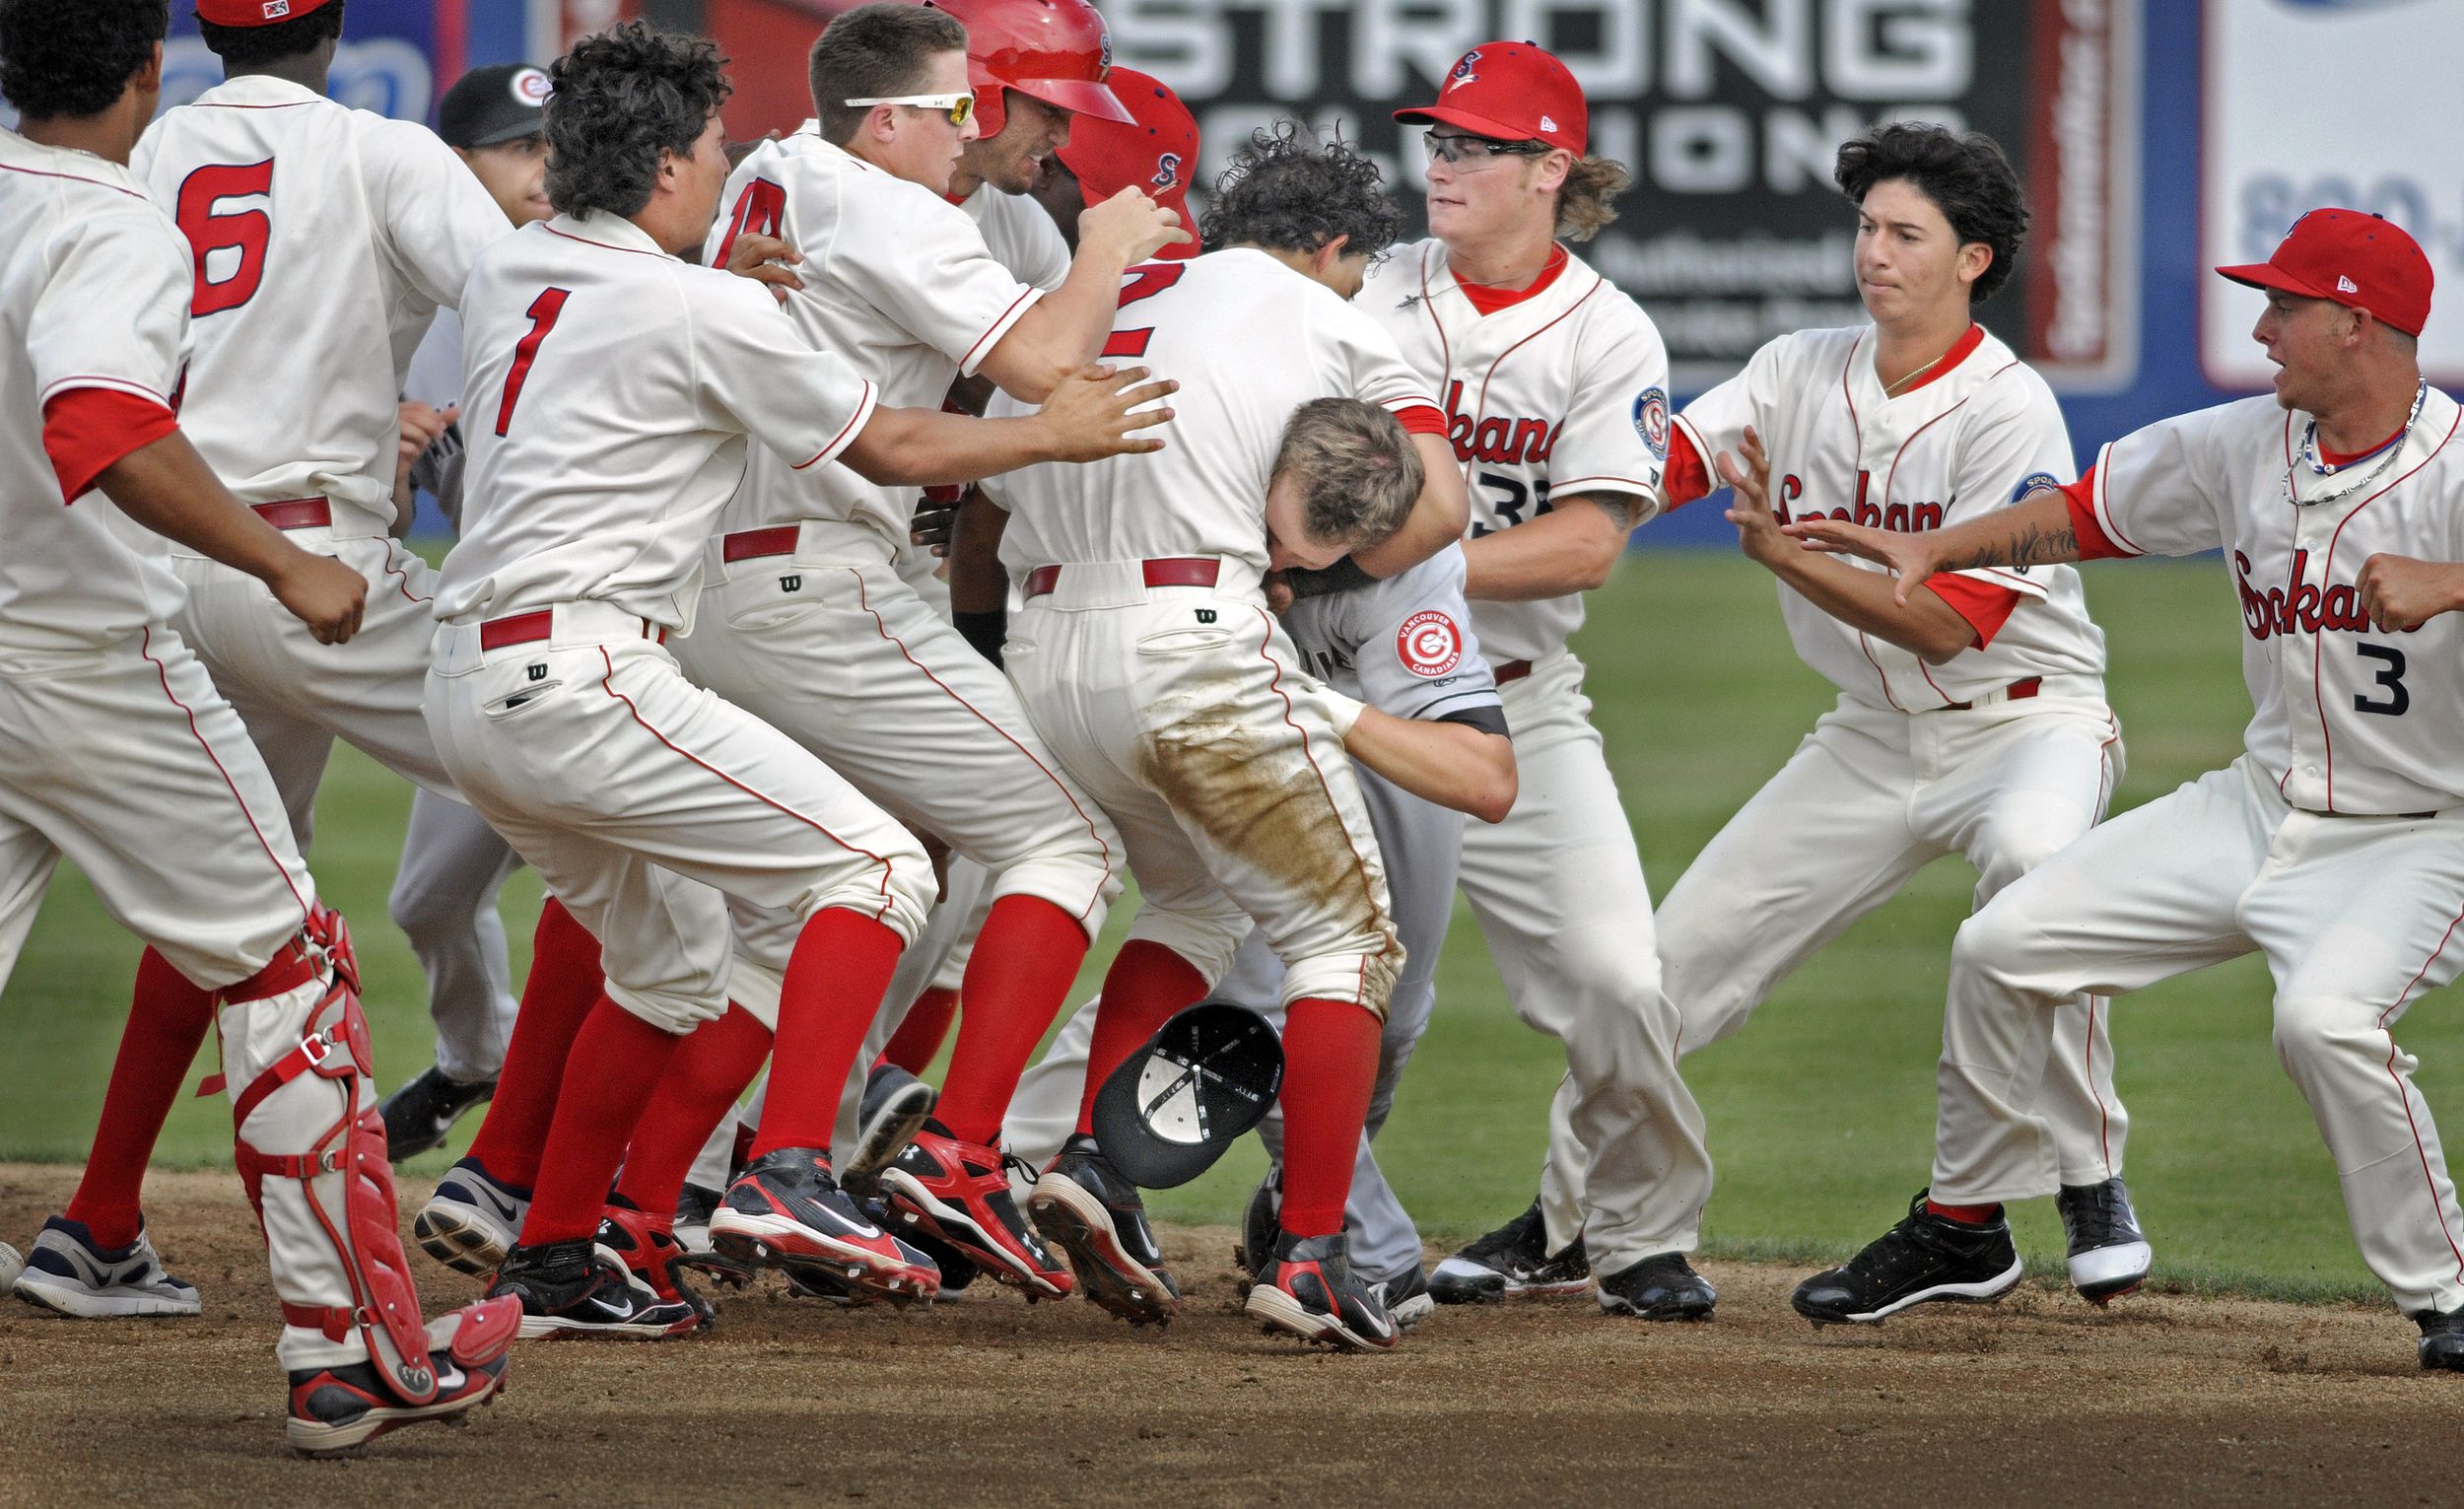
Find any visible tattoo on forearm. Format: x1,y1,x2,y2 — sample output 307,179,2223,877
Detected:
1580,492,1637,531
1937,519,2077,573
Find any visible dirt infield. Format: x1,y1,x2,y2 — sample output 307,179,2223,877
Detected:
2,1165,2453,1507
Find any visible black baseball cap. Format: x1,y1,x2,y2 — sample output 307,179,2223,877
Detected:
1091,1000,1285,1189
438,64,549,149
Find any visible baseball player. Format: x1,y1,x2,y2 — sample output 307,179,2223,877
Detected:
1785,209,2464,1371
1364,43,1717,1319
982,132,1471,1350
379,61,559,1161
1003,540,1512,1328
38,0,515,1288
1626,122,2148,1305
425,22,1169,1333
0,0,512,1452
565,1,1185,1303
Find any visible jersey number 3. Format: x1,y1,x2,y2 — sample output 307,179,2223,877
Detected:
173,160,274,316
1102,264,1186,359
495,288,572,437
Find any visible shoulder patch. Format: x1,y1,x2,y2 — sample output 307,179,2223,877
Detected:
2009,470,2062,505
1633,386,1669,459
1396,609,1466,679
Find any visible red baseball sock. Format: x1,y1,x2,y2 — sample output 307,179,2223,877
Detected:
1074,939,1207,1135
613,1003,773,1220
749,909,905,1158
65,948,218,1248
880,985,959,1074
518,995,681,1247
1927,1197,2003,1226
465,897,603,1191
934,896,1089,1145
1274,998,1381,1238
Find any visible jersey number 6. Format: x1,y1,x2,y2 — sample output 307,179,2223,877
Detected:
172,160,274,316
494,288,572,437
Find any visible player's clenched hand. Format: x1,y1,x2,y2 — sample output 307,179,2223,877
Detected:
910,487,964,557
1034,364,1177,461
2358,552,2464,632
396,400,456,481
724,233,804,305
270,550,367,645
1718,426,1790,566
1078,186,1192,266
1783,514,1942,603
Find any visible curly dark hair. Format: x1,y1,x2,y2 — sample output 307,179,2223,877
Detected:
197,0,346,71
0,0,168,119
1200,125,1400,262
545,22,732,220
1834,120,2028,305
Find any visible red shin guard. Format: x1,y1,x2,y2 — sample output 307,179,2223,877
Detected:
518,995,682,1247
1074,940,1208,1136
749,910,905,1158
67,947,218,1248
880,985,959,1075
465,897,603,1191
613,1004,774,1220
935,896,1089,1145
1274,998,1381,1238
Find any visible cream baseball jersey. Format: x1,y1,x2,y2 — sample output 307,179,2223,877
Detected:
1677,324,2106,710
989,249,1438,576
435,212,877,630
962,182,1070,295
131,75,507,538
1360,238,1669,663
2082,385,2464,814
706,129,1045,550
0,134,189,652
1284,544,1503,722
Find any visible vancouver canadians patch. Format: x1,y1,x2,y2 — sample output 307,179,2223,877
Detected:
1397,610,1466,678
1633,386,1670,458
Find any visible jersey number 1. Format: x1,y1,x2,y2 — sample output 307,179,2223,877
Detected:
1102,263,1186,359
494,288,572,437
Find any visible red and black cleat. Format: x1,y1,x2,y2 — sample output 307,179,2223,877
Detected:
880,1122,1073,1299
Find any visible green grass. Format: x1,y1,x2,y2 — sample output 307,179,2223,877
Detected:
2,553,2448,1305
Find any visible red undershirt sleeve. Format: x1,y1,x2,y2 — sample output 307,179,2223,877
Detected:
1396,404,1447,437
1919,575,2022,649
2061,466,2131,560
42,387,179,505
1660,426,1712,511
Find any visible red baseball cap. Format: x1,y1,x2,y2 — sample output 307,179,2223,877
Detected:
2217,207,2433,338
1393,41,1586,156
196,0,339,24
1057,66,1201,259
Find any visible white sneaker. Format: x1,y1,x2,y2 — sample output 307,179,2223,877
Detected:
413,1158,531,1275
13,1215,201,1318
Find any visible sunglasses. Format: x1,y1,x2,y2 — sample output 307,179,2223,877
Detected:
1423,132,1549,166
844,91,974,127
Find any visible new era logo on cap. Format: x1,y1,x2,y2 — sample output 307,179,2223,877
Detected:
1540,114,1558,133
2337,274,2360,294
264,0,291,13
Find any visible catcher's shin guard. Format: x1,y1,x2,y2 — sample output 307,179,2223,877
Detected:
223,908,448,1406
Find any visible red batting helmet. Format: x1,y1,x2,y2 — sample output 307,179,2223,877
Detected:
922,0,1134,138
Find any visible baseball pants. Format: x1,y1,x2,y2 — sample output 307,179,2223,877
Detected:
387,788,522,1083
1006,762,1466,1284
1604,687,2130,1201
1461,649,1714,1273
1938,752,2464,1315
425,602,932,1034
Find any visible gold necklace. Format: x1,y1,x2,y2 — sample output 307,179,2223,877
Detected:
1882,345,1951,396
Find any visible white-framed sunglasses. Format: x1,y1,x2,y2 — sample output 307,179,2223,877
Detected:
844,92,974,127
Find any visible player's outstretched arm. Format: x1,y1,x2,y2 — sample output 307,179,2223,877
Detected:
1459,490,1642,601
1338,707,1516,824
1721,428,1977,662
2357,554,2464,632
1784,483,2083,605
841,364,1176,487
99,432,368,644
979,188,1190,402
1351,434,1472,580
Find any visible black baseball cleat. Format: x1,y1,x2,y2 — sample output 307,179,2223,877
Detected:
1247,1230,1401,1352
1374,1265,1435,1331
1028,1132,1180,1326
1792,1191,2024,1326
597,1199,715,1330
2419,1308,2464,1371
841,1063,937,1195
485,1238,699,1338
1428,1199,1591,1304
1597,1252,1717,1321
284,1295,517,1457
671,1181,754,1289
1234,1167,1279,1281
377,1064,497,1163
2056,1177,2153,1303
881,1123,1072,1298
711,1147,940,1302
